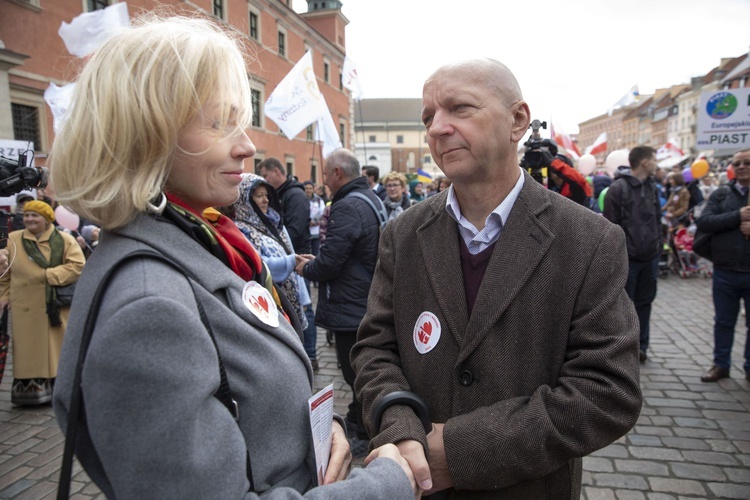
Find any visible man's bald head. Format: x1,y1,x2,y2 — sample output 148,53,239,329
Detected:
425,58,523,109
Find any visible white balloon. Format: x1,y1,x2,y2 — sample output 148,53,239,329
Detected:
577,154,597,175
605,149,629,177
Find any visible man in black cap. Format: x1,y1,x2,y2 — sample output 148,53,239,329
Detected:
11,193,35,231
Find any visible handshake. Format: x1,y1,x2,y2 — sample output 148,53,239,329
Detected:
294,253,315,275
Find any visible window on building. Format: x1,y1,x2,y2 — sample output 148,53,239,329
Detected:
307,124,314,141
251,89,262,128
368,155,377,161
254,157,264,173
396,135,404,144
423,155,431,164
213,0,224,19
339,72,343,91
12,103,41,151
369,135,376,143
323,60,330,83
87,0,109,11
278,30,286,57
286,161,294,178
310,163,318,183
249,11,259,40
339,122,346,147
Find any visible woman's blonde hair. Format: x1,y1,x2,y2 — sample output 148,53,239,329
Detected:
50,14,254,229
383,171,407,188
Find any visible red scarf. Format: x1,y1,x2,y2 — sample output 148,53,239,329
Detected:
165,193,262,282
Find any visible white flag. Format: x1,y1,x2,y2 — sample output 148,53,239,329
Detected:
342,56,364,101
608,85,639,115
314,98,342,158
265,51,329,139
58,2,130,58
44,82,77,133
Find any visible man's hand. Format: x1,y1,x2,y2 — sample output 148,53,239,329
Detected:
424,423,453,495
740,221,750,237
323,420,352,484
294,254,313,275
365,443,421,498
740,206,750,221
394,439,432,492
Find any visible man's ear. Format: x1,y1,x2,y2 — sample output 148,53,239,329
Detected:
511,101,531,143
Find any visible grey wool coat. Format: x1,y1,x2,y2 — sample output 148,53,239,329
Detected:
53,213,412,499
352,171,643,499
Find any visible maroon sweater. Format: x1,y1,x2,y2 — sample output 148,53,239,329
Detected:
459,240,497,315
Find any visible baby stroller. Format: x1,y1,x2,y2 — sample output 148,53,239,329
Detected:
669,225,712,278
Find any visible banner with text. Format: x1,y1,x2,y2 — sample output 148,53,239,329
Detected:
696,88,750,151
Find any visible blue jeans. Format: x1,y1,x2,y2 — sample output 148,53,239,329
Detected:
302,278,317,361
625,257,659,352
711,268,750,374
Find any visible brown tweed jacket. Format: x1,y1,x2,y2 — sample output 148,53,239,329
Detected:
352,171,642,499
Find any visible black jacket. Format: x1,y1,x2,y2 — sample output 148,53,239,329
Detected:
696,182,750,272
302,177,381,331
277,177,311,254
603,173,661,261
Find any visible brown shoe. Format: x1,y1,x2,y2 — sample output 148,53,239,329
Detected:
701,366,730,382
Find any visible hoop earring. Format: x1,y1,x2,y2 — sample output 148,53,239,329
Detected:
146,192,167,215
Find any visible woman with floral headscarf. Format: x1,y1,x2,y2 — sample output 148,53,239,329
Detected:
0,200,85,405
233,174,309,332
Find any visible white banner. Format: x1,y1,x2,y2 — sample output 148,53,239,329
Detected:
58,2,130,58
696,88,750,151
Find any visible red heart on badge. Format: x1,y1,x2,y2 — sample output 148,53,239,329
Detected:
257,295,269,313
418,322,432,344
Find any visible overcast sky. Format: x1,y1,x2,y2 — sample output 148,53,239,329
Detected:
293,0,750,137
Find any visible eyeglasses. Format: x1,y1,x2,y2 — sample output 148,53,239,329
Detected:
732,160,750,168
386,184,402,189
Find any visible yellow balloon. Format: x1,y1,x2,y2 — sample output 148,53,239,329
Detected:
691,159,709,179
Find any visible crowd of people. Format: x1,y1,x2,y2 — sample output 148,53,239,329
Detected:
0,10,746,500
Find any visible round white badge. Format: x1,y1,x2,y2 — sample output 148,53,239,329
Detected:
242,281,279,328
413,311,441,354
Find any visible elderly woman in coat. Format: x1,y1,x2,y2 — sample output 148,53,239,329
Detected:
0,200,85,405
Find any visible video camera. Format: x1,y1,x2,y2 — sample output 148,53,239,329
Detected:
0,148,48,197
520,119,558,185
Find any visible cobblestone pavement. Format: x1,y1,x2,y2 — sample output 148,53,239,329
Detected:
1,274,748,499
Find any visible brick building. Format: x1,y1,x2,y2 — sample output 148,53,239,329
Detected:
0,0,353,185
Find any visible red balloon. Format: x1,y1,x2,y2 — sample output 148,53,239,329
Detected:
727,165,736,180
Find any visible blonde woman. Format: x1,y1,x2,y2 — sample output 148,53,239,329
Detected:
381,172,413,220
50,14,416,499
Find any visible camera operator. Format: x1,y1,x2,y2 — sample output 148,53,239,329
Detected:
540,149,593,207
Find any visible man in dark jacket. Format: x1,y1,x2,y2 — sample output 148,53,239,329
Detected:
696,147,750,383
258,157,311,254
603,146,662,363
296,148,382,455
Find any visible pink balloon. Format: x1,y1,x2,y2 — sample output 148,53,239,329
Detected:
54,205,80,232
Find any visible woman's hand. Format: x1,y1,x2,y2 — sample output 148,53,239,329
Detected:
322,420,352,484
365,443,420,498
0,300,10,312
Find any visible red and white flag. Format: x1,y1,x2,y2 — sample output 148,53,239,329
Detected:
551,121,581,159
585,132,607,155
656,139,684,160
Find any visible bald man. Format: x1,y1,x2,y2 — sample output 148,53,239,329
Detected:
351,59,642,499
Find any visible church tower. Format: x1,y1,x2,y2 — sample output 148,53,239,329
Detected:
300,0,348,52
